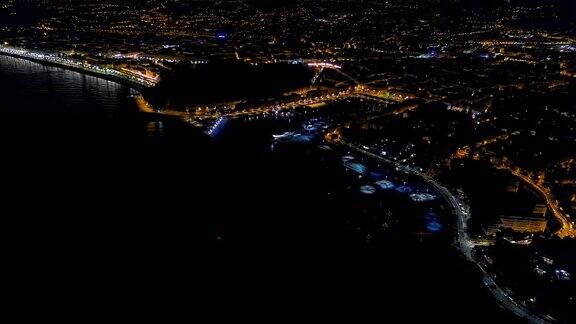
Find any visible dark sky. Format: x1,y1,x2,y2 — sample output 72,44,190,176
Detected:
6,0,576,16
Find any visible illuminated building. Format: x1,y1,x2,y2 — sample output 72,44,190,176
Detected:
484,203,548,235
498,214,547,234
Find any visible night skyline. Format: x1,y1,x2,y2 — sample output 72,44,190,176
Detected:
1,0,574,322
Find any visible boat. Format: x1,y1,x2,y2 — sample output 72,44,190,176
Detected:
272,131,296,140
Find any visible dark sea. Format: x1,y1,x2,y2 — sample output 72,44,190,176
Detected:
0,55,525,323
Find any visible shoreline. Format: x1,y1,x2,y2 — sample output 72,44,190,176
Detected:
335,139,551,324
0,50,150,92
0,50,206,130
0,51,169,116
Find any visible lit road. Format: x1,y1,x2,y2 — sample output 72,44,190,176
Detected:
224,88,357,118
336,140,552,324
452,134,575,239
0,45,158,88
172,85,409,125
497,166,576,239
147,86,388,128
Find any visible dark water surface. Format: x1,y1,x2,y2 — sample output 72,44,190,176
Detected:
1,55,523,323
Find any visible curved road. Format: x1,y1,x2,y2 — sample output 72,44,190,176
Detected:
338,140,552,324
500,167,575,239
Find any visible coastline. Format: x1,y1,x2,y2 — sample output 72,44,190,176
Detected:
0,50,170,116
335,139,551,324
0,49,150,92
0,50,208,131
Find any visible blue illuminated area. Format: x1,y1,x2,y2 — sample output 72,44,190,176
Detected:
410,193,437,202
303,119,327,132
216,31,227,39
555,269,571,281
417,48,439,59
395,185,413,194
360,185,376,195
292,134,314,143
375,180,395,190
273,132,313,143
556,45,576,52
343,161,368,175
273,131,295,140
425,211,443,233
206,117,229,137
341,155,355,163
